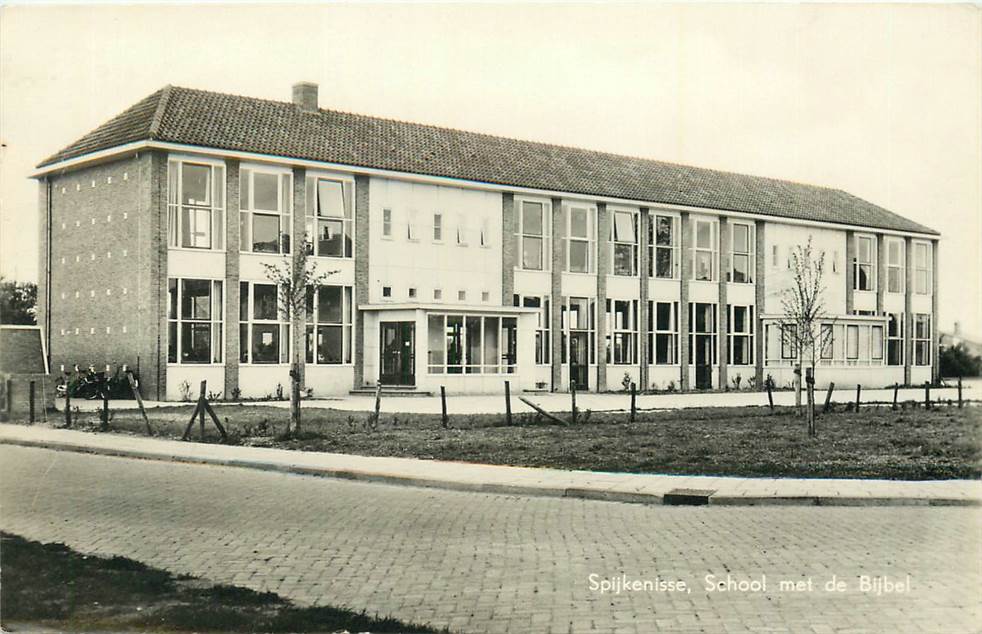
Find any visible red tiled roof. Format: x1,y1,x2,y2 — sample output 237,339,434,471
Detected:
38,85,938,235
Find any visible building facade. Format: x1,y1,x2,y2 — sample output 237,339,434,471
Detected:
34,83,940,400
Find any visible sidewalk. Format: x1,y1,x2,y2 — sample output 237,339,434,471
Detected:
54,380,977,415
2,423,979,507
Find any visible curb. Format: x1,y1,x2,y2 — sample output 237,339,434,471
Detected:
1,436,978,508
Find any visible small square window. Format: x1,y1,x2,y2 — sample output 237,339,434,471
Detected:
481,291,490,302
408,288,417,299
434,289,442,300
458,290,466,301
382,286,392,298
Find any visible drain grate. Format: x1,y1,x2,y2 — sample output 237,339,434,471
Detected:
663,488,716,506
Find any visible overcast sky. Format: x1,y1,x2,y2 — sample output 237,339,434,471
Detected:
1,3,980,338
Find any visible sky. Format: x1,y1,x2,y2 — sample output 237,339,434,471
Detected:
1,3,980,338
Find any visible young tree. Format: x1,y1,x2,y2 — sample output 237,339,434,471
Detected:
0,277,37,325
262,237,335,436
778,237,834,437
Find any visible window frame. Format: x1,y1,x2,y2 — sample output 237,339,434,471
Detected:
240,165,292,255
647,300,679,365
606,298,639,364
167,157,226,252
381,208,393,240
609,207,639,277
304,172,354,258
728,221,755,284
305,285,354,366
561,297,597,365
648,213,680,279
688,302,718,365
887,312,904,366
516,197,552,271
167,277,224,365
426,313,518,375
432,213,443,243
690,217,719,282
514,294,551,365
885,238,905,294
727,304,755,366
913,241,932,295
565,203,597,274
239,281,291,366
913,313,932,365
853,234,876,292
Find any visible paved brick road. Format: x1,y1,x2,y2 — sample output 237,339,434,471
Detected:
2,446,979,634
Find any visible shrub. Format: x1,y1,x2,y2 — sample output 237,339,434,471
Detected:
940,344,981,378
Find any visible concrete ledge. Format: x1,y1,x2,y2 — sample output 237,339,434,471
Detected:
1,428,979,509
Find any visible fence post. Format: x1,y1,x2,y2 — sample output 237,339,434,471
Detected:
440,385,449,429
504,380,513,426
100,375,110,431
924,381,931,409
892,383,899,411
5,378,12,419
373,381,382,427
570,379,578,424
630,382,637,423
855,384,861,412
28,380,36,423
823,382,834,414
766,377,774,412
958,377,963,409
64,385,72,428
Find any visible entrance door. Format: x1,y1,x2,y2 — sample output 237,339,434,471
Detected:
380,322,415,386
695,335,712,389
569,331,589,391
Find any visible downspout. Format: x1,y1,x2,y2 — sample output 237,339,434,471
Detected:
45,176,53,372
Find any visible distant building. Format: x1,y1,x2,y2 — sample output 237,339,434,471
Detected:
940,322,982,358
33,83,940,400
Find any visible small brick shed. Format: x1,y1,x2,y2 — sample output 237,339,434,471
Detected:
1,325,56,421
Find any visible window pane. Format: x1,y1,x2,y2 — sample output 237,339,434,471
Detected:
732,254,749,283
168,279,178,319
522,236,543,270
318,286,342,323
484,316,500,371
181,322,212,363
872,326,883,360
181,279,211,320
655,216,673,246
466,316,482,372
847,325,859,358
695,251,712,281
446,315,463,370
888,241,900,265
733,224,749,253
181,164,210,206
252,214,281,253
433,214,443,241
181,208,211,248
428,315,445,368
696,221,711,249
317,218,344,257
251,324,280,364
253,172,279,211
613,243,633,275
317,180,345,217
569,241,589,272
655,334,671,364
253,284,278,320
168,322,177,363
317,325,342,364
614,212,635,243
570,208,588,238
523,202,543,236
732,306,746,333
655,247,673,278
656,303,671,331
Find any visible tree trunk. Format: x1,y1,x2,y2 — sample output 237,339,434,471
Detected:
290,362,301,436
794,362,802,416
806,366,816,437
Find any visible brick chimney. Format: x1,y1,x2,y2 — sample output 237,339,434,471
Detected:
292,82,318,112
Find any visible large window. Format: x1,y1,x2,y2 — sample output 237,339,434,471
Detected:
427,314,517,374
306,175,352,257
647,301,678,365
688,303,718,364
846,325,859,360
729,222,755,283
886,239,905,294
914,242,932,294
167,160,225,250
239,282,290,364
914,313,931,365
561,297,596,364
167,279,223,364
518,199,550,270
853,235,875,291
240,168,291,254
727,305,754,365
305,285,353,365
780,324,797,360
610,209,638,276
606,299,638,364
566,205,596,273
514,295,550,365
691,218,718,281
648,214,678,279
887,313,904,366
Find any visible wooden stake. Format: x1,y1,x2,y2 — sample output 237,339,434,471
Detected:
126,371,152,436
518,396,570,426
958,377,963,409
29,380,36,423
6,378,13,419
504,380,512,426
100,376,110,431
182,380,226,442
440,385,449,429
823,382,835,413
924,381,931,409
64,386,71,428
630,382,637,423
892,383,899,411
373,381,382,427
855,384,861,412
570,379,578,424
766,377,774,412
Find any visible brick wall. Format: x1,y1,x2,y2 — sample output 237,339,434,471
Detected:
42,154,167,396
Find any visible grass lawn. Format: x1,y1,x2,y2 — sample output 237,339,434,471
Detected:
0,532,441,633
61,400,982,480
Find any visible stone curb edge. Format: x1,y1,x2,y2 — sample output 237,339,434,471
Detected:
2,437,978,508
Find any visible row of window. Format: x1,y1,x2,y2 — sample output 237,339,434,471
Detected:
853,235,933,294
771,313,932,366
381,209,492,248
167,277,354,365
426,314,518,375
380,286,492,303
